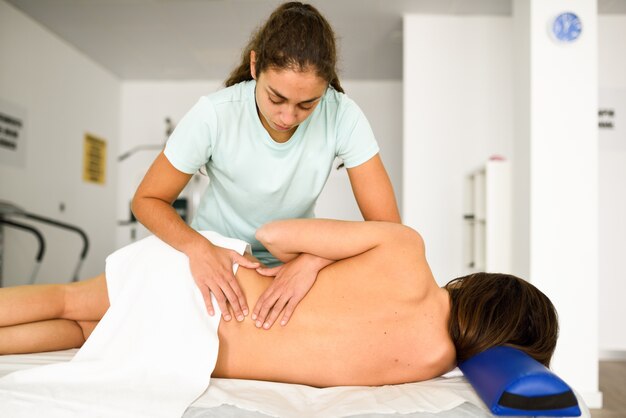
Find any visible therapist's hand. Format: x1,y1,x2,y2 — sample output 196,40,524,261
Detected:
252,253,333,329
187,240,259,322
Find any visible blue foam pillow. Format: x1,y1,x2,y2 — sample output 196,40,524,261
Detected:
458,346,581,416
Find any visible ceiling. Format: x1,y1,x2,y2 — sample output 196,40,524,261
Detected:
6,0,626,81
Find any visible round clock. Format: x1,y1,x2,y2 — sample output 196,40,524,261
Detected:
551,12,582,42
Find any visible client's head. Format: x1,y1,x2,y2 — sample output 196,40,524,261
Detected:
444,272,558,367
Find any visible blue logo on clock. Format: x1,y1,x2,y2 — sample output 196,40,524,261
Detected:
552,12,582,42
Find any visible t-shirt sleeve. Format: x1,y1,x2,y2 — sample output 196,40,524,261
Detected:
163,96,216,174
335,96,380,168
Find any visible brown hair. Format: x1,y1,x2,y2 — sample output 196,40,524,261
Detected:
224,2,344,93
445,272,558,367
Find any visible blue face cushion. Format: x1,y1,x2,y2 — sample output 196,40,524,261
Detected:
458,346,581,417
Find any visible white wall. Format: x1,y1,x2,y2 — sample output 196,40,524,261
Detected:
117,80,403,248
0,0,120,285
511,0,531,281
523,0,599,406
598,15,626,356
404,6,602,407
402,15,513,285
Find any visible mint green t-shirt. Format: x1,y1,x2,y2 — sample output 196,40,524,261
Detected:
164,80,379,265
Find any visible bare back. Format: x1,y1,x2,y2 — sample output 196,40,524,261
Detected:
213,239,456,387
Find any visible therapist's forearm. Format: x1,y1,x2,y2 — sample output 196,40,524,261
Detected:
347,155,401,223
361,191,401,223
131,196,208,255
130,152,210,255
357,187,401,224
357,164,400,222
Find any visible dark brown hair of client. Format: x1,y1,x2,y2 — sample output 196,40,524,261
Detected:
225,2,344,93
445,272,559,367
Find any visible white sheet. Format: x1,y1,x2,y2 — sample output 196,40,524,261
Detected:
197,374,479,417
0,231,248,418
0,352,477,417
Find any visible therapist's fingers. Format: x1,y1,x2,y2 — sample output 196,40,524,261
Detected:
263,292,303,329
251,265,283,322
187,243,239,319
202,246,246,321
215,271,249,322
256,265,283,277
227,251,261,321
207,281,232,321
253,288,279,327
279,299,299,327
231,252,260,270
221,274,247,321
262,295,289,329
198,284,215,317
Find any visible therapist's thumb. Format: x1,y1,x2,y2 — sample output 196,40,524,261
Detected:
231,252,260,269
256,265,283,277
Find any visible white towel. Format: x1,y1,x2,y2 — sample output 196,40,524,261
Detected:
0,231,249,418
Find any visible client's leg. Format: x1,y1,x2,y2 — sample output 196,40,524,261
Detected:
0,274,109,354
0,319,86,354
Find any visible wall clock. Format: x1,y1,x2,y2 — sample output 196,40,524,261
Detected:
551,12,582,43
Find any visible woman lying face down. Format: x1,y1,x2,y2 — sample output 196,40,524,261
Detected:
0,219,558,387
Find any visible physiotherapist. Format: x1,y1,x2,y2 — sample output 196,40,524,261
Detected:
131,2,400,331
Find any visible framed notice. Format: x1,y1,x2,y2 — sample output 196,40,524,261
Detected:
600,89,625,150
83,133,107,185
0,98,27,168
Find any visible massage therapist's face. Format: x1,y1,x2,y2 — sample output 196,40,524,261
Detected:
251,51,328,143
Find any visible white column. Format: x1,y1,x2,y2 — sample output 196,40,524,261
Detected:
513,0,601,408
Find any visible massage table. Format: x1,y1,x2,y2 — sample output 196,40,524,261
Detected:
0,349,589,417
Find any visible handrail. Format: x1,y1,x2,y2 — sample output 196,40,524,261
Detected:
21,213,89,282
0,200,89,282
0,218,46,285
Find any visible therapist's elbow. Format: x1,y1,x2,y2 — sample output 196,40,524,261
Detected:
130,191,152,223
130,194,142,221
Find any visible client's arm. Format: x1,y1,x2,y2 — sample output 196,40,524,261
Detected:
256,219,420,263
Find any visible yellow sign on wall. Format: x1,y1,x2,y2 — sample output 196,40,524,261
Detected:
83,133,107,185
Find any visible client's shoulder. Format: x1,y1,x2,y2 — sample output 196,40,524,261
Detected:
376,223,427,270
377,223,425,253
365,224,436,303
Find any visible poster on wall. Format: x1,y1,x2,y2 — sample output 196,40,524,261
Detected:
83,133,107,185
0,98,26,168
599,88,625,150
598,89,626,352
